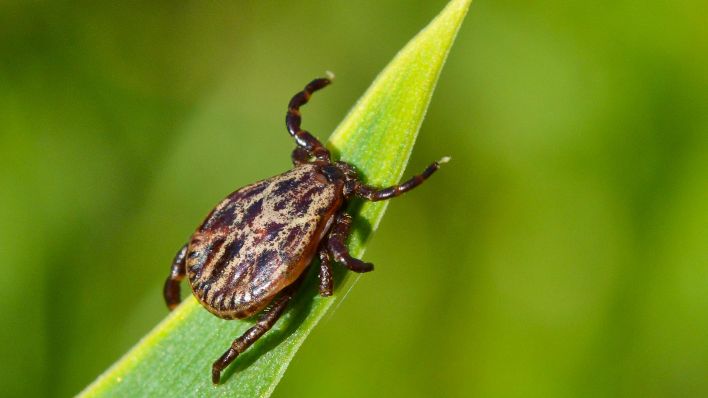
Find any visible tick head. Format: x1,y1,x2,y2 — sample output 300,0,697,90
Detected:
318,161,360,195
319,164,345,183
333,161,359,183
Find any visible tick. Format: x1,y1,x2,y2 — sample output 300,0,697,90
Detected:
163,75,448,384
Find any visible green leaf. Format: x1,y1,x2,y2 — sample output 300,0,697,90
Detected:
78,1,471,396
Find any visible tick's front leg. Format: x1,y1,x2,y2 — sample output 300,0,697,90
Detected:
327,212,374,273
163,244,187,310
355,157,449,201
285,76,333,162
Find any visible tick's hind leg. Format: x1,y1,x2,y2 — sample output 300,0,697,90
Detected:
355,157,450,201
327,212,374,273
285,75,333,162
163,244,187,310
211,280,302,384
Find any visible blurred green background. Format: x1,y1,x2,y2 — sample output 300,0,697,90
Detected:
1,1,707,397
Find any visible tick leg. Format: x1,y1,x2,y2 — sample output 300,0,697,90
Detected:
318,244,334,296
291,147,311,165
355,157,450,201
212,288,296,384
327,212,374,273
285,75,333,162
163,244,188,311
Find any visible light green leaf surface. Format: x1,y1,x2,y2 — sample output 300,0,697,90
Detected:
79,1,471,396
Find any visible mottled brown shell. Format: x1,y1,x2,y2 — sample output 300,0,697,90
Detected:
186,163,343,319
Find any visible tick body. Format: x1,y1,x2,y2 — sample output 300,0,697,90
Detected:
163,75,447,384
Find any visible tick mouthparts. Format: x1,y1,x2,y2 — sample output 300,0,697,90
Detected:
438,156,451,164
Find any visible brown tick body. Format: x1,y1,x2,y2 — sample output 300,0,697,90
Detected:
163,75,448,384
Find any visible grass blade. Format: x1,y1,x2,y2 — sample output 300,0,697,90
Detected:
79,1,471,396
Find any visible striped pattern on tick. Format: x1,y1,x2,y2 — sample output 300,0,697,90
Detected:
186,163,343,319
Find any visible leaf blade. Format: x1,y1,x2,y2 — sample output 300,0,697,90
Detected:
79,1,471,396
